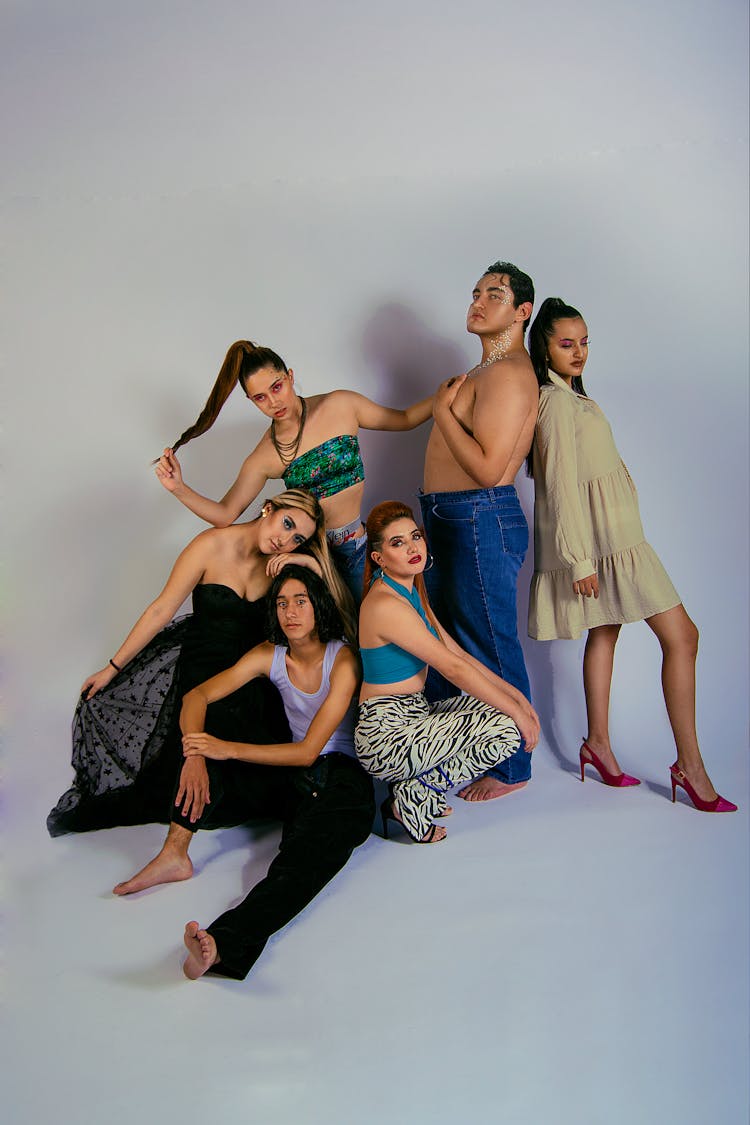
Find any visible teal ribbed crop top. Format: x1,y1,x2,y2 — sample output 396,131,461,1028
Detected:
360,572,439,685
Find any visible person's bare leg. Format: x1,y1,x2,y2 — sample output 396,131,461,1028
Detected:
182,921,220,979
646,605,718,802
113,822,193,895
580,623,625,775
457,777,527,801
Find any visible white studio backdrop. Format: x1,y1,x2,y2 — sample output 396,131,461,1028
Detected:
2,0,746,813
3,3,748,1124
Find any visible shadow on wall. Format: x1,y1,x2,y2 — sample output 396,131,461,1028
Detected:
515,474,571,770
356,302,469,515
355,302,575,767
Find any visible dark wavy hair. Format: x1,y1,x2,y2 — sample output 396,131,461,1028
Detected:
526,297,588,475
483,260,535,332
266,565,346,647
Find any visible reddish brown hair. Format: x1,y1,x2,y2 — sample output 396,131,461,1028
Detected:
363,501,439,632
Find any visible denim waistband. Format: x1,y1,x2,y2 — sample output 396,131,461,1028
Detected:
419,485,519,505
326,517,364,546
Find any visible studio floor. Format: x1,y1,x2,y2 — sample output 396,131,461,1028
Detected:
4,728,747,1125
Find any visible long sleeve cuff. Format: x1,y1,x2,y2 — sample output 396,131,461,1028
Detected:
571,559,595,582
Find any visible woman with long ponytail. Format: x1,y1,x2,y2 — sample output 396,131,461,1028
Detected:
154,340,434,602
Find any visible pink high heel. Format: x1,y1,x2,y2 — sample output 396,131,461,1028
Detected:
669,763,737,812
579,740,641,787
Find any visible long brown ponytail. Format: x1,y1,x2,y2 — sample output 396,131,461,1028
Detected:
168,341,288,455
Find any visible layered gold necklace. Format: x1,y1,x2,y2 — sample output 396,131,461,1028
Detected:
271,397,307,466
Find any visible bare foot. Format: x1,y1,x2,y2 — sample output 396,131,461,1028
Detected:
182,921,219,979
437,805,453,818
458,778,528,802
113,848,193,896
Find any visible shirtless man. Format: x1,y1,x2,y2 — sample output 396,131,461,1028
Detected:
419,261,539,802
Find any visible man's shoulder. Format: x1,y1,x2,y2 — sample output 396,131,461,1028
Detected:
475,352,536,397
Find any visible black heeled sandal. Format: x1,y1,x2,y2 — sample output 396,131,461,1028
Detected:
380,793,446,844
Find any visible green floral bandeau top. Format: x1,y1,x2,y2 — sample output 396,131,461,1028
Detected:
282,434,365,500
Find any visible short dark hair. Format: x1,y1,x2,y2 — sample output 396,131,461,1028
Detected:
266,565,346,646
483,260,535,331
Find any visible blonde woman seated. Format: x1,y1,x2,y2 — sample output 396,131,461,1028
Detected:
355,502,540,843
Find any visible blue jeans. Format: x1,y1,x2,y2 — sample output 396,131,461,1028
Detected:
331,531,367,605
419,486,532,784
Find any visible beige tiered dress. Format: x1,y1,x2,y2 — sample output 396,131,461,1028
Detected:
528,373,680,641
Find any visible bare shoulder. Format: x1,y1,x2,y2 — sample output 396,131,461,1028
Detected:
318,388,362,419
198,522,251,562
293,390,357,435
476,353,537,403
360,584,416,642
332,643,360,676
257,640,276,664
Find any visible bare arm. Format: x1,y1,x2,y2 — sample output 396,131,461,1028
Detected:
179,643,275,731
333,389,434,432
155,441,275,528
81,531,216,698
264,551,323,581
170,644,274,824
439,627,530,711
368,599,539,749
182,647,361,767
433,364,533,488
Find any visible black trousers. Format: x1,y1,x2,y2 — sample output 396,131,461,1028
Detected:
205,753,375,980
171,757,289,831
170,685,293,833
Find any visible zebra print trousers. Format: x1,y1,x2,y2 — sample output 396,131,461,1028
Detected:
355,692,521,841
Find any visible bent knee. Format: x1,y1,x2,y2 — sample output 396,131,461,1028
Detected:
668,616,699,657
681,616,699,655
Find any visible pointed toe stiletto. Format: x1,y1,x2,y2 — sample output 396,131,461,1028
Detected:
579,740,641,788
669,763,737,812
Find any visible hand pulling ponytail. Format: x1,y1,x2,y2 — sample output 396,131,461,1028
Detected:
168,341,257,456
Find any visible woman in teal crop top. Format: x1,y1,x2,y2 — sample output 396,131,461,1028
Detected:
153,339,434,603
355,502,541,844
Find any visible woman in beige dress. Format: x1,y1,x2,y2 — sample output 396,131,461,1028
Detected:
527,298,735,812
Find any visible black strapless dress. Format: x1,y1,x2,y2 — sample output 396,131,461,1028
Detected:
47,584,290,835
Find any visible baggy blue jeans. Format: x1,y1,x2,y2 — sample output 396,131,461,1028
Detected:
419,485,532,784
